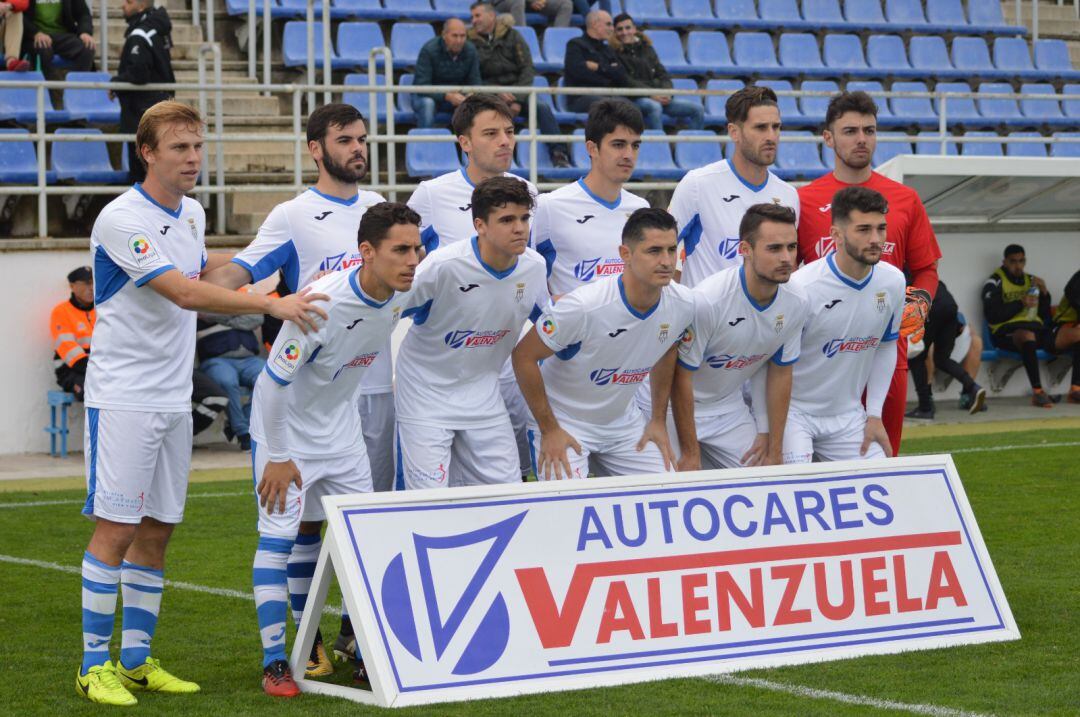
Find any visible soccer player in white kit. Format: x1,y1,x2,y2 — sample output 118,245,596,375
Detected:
76,102,327,707
783,187,904,464
201,104,385,673
397,178,550,488
668,86,800,288
673,204,808,470
249,203,421,697
513,208,695,480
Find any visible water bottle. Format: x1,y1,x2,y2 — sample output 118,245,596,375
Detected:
1024,286,1039,321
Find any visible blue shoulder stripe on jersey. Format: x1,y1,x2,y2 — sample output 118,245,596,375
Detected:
229,256,256,280
307,186,359,206
679,214,703,258
739,265,778,312
394,430,405,491
554,341,582,361
676,357,700,371
93,245,130,305
618,276,660,320
402,299,433,325
263,364,291,386
458,167,475,188
535,239,556,278
246,239,301,292
725,159,769,193
529,303,543,324
826,252,874,291
200,254,208,270
349,268,393,307
133,182,182,219
420,226,440,254
81,408,99,517
771,347,798,365
133,264,175,288
471,236,517,279
882,316,899,342
577,178,621,210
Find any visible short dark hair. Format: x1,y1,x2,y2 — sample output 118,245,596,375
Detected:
1003,243,1025,258
358,202,421,248
831,186,889,225
584,98,645,146
469,0,494,10
725,85,778,125
306,103,366,144
739,203,797,246
471,176,534,222
825,91,878,129
622,207,677,246
451,93,515,137
612,12,633,25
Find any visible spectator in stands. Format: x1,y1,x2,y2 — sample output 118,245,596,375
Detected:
610,13,703,131
468,1,571,167
1049,268,1080,403
1,0,30,71
50,265,95,400
196,303,264,451
489,0,571,28
906,281,986,419
982,244,1057,407
22,0,95,78
413,18,480,129
564,10,631,114
111,0,175,183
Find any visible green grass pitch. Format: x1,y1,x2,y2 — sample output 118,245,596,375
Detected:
0,428,1076,716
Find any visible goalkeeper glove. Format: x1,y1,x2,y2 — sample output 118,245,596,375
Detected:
900,287,931,343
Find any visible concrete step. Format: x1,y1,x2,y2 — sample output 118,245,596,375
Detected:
104,23,205,47
171,40,244,61
1006,1,1080,38
174,92,281,116
228,212,271,234
227,190,296,214
173,69,256,83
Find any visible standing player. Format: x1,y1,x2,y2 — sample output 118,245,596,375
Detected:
672,204,808,470
76,101,326,706
796,91,941,453
668,86,800,288
396,178,549,489
513,208,694,480
531,98,649,298
201,103,384,675
250,203,421,697
783,187,905,464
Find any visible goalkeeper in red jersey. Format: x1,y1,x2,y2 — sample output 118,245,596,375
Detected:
796,91,941,454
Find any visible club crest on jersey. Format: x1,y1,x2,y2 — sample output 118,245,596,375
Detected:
774,314,784,333
875,291,888,313
589,367,650,386
273,340,302,374
823,336,880,358
574,257,624,282
320,251,363,272
815,237,835,257
392,306,402,326
444,329,511,349
658,323,670,342
128,234,159,266
705,353,767,370
719,237,740,260
515,282,525,301
186,216,198,241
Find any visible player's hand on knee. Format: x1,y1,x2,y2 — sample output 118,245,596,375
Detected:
676,449,701,473
741,433,770,467
637,418,675,471
539,427,581,480
861,417,893,458
258,460,302,514
269,287,330,334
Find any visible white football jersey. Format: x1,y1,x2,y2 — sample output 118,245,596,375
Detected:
531,179,650,296
407,168,538,253
249,269,410,459
232,187,392,392
396,238,550,428
786,254,905,415
669,160,800,288
85,185,207,412
678,266,809,417
535,276,695,440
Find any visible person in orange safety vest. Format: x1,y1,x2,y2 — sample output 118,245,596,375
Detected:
50,265,96,400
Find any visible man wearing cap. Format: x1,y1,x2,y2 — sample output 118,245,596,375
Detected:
50,266,96,400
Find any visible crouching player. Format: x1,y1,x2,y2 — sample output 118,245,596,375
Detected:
249,203,421,697
513,208,695,480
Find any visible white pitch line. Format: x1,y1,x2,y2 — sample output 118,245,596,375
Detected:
0,491,250,509
908,440,1080,456
708,675,993,717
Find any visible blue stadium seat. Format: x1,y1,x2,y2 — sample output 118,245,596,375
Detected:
1019,84,1071,128
774,130,825,180
514,130,578,181
0,128,57,183
343,73,391,121
276,0,323,18
704,78,743,125
517,27,554,73
924,0,967,30
336,22,386,68
624,0,670,24
909,35,963,79
961,131,1003,156
757,79,805,125
889,81,938,126
884,0,930,30
1050,132,1080,158
758,0,811,30
713,0,763,26
331,0,392,20
389,0,442,19
779,33,830,78
0,71,71,123
823,34,875,77
62,71,120,125
554,77,587,121
866,35,920,78
1032,39,1080,81
405,128,459,177
872,131,913,166
798,80,840,124
51,128,127,184
846,81,897,125
393,74,420,124
646,30,698,75
934,81,983,126
842,0,889,30
686,31,738,75
571,128,590,168
390,23,435,69
915,130,958,155
670,0,720,26
226,0,268,16
1005,131,1047,158
966,0,1026,35
673,129,722,170
671,78,702,108
532,77,578,124
634,130,682,179
951,37,1006,80
976,82,1027,127
820,140,834,167
1063,84,1080,119
801,0,848,30
282,21,342,68
542,27,578,69
432,0,472,16
992,37,1044,81
733,32,781,75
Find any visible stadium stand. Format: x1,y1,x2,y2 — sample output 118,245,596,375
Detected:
673,129,723,170
61,72,120,125
0,129,58,184
0,71,72,123
961,130,1004,156
1005,131,1047,158
405,128,459,177
51,129,128,184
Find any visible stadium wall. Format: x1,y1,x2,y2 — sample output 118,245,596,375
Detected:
1,232,1078,455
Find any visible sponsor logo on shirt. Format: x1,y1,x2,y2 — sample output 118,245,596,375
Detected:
342,352,378,368
444,329,511,349
314,211,333,221
822,336,880,358
728,317,746,327
680,327,694,345
705,353,768,370
574,257,624,282
576,215,595,224
541,318,556,335
719,237,740,260
589,367,651,386
273,340,302,374
881,241,896,255
608,328,627,338
320,252,363,272
825,299,842,309
815,237,835,257
128,234,159,265
721,194,739,203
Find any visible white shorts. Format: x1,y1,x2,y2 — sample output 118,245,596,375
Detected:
83,408,192,525
252,441,373,538
782,408,886,464
696,407,759,469
359,391,395,493
395,419,520,490
526,419,672,481
498,362,532,477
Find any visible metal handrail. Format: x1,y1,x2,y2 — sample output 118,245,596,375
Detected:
197,44,226,232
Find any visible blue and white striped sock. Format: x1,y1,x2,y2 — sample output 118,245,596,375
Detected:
119,561,164,670
254,536,293,667
81,551,120,674
287,533,321,626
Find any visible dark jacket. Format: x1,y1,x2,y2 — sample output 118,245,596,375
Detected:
982,267,1050,332
24,0,92,37
564,32,628,104
413,36,482,103
610,31,672,91
468,15,534,104
196,313,262,362
113,7,175,131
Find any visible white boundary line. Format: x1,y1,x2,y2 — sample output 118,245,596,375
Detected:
0,491,250,509
907,440,1080,455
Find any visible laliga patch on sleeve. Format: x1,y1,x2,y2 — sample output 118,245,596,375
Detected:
540,317,557,336
273,339,303,375
128,234,160,266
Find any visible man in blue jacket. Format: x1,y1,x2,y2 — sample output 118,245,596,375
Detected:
412,18,481,128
